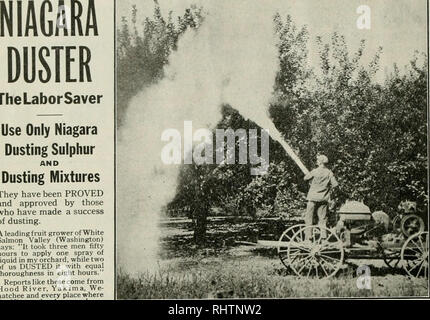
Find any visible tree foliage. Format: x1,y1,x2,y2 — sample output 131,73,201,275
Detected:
118,4,428,239
117,2,202,125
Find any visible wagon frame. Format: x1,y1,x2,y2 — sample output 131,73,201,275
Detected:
274,224,428,279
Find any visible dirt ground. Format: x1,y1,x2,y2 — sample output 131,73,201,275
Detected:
117,218,429,299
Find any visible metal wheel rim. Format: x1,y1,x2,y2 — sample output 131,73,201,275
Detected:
287,225,344,278
278,224,306,269
401,231,429,278
401,214,425,237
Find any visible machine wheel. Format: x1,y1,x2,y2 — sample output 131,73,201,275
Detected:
382,249,402,270
287,225,344,278
278,224,306,269
400,214,425,237
401,231,428,278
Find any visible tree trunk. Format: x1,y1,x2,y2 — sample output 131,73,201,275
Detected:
194,209,208,245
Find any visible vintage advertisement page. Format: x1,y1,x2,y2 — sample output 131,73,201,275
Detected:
0,0,115,299
0,0,429,306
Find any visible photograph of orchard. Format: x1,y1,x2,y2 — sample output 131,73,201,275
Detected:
117,0,428,298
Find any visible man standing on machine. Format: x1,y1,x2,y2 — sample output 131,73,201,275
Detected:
304,154,339,240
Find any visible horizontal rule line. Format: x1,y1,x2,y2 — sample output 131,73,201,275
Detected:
36,114,64,117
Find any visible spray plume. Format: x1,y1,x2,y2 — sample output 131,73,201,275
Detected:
118,0,306,275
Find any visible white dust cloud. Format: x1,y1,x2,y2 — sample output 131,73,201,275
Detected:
118,0,281,276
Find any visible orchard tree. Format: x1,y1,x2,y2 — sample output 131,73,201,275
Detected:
117,2,203,125
119,3,428,245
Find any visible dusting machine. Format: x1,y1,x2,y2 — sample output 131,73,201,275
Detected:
262,138,428,279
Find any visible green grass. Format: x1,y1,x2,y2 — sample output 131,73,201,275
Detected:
117,254,428,299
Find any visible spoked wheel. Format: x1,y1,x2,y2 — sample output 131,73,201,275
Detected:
382,249,402,270
277,224,306,269
401,231,428,278
400,214,425,237
287,225,344,278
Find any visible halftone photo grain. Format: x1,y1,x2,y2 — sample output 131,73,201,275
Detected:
116,0,428,299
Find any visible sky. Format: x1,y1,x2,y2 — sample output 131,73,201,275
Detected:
117,0,428,77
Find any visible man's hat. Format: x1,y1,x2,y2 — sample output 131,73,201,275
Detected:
317,154,329,164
